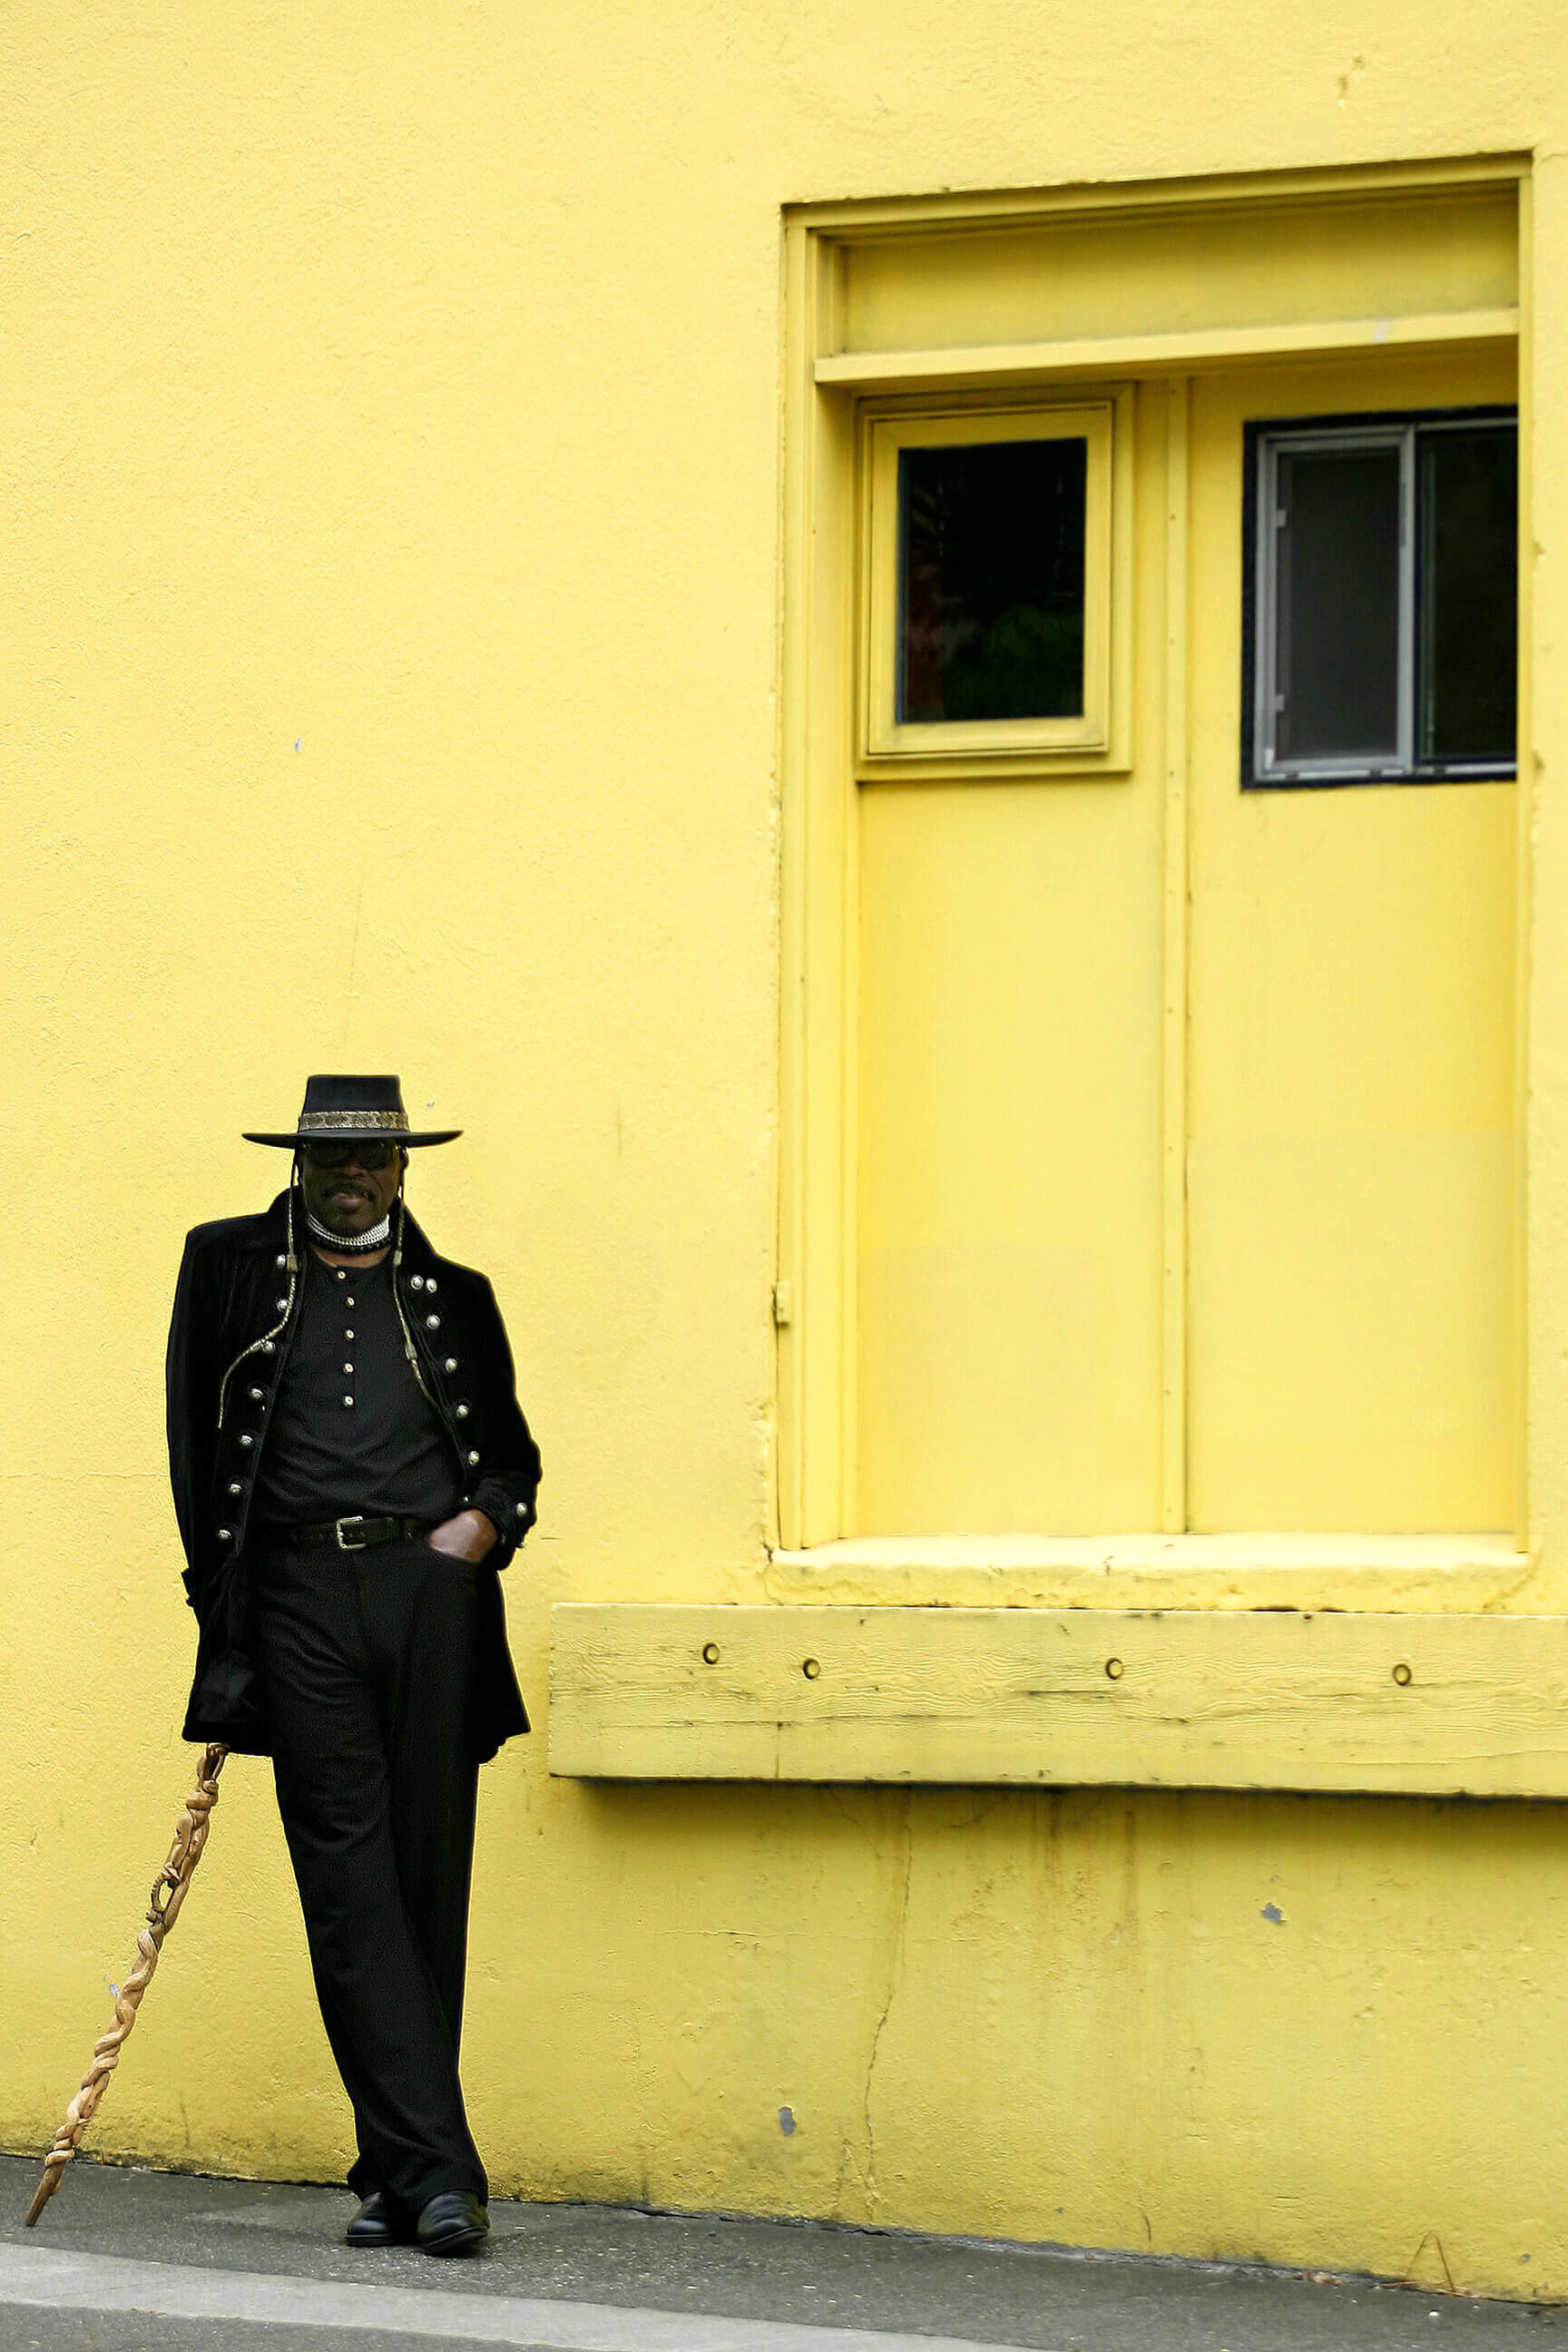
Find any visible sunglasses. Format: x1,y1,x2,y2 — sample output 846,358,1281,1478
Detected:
302,1141,400,1171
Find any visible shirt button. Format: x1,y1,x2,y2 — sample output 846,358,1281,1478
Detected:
411,1275,425,1290
515,1503,527,1518
239,1433,254,1448
347,1296,356,1308
276,1298,289,1313
335,1270,346,1281
445,1357,457,1373
217,1526,232,1542
466,1449,480,1465
250,1387,264,1401
228,1481,242,1495
426,1314,440,1330
275,1254,287,1269
263,1340,276,1355
343,1361,354,1376
345,1327,355,1339
343,1395,355,1408
455,1403,470,1419
426,1278,438,1294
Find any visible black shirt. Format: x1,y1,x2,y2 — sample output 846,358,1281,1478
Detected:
252,1248,463,1526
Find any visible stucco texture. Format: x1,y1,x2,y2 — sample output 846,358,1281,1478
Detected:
4,0,1568,2304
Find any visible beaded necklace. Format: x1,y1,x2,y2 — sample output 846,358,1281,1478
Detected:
303,1208,392,1253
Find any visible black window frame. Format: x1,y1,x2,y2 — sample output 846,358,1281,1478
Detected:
1240,405,1518,792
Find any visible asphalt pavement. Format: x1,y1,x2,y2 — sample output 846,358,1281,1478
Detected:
0,2154,1563,2352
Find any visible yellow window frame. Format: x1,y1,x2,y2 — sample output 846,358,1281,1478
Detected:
859,397,1132,775
776,156,1535,1622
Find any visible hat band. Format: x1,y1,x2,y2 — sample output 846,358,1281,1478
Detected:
298,1110,410,1133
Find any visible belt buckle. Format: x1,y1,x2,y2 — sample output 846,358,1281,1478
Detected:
335,1515,369,1551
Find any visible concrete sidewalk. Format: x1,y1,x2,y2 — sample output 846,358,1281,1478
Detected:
0,2155,1561,2352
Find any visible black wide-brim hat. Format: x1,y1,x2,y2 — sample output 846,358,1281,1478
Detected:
244,1073,461,1150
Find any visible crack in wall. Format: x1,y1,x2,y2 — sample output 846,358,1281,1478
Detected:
857,1794,913,2220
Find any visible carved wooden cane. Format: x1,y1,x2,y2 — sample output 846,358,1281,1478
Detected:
24,1742,229,2226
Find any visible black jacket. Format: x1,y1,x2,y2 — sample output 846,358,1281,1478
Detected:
166,1188,540,1759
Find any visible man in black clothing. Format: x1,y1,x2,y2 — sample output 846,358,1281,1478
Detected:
165,1074,541,2256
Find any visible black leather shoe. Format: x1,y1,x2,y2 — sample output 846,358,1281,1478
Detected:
415,2189,489,2255
345,2190,410,2247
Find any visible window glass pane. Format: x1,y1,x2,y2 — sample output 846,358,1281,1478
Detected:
1419,426,1516,765
897,439,1086,723
1276,446,1401,763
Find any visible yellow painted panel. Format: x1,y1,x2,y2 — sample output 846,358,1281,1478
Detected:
550,1602,1568,1796
1186,349,1518,1530
841,185,1518,362
857,783,1162,1532
855,391,1168,1535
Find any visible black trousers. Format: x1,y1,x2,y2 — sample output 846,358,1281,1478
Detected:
250,1536,486,2212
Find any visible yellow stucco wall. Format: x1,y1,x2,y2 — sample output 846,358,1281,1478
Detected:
5,0,1568,2305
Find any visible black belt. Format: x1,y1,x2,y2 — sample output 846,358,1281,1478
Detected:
270,1514,435,1553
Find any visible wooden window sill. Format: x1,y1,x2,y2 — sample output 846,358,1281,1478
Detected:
763,1534,1529,1615
548,1547,1568,1796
